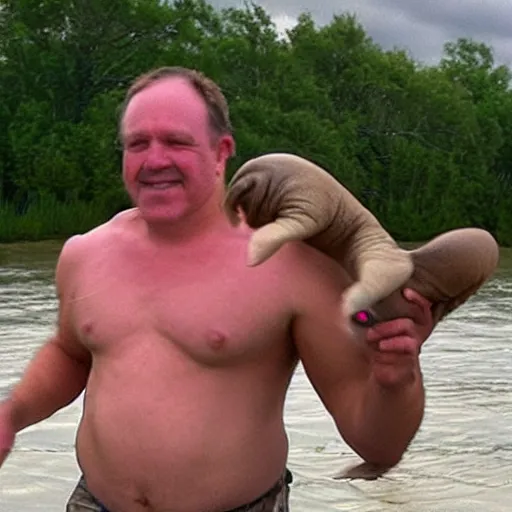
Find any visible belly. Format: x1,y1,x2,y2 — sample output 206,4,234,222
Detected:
75,358,291,512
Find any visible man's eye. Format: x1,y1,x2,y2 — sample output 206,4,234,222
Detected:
165,138,189,147
126,140,147,151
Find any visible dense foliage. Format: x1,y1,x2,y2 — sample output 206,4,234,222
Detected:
0,0,511,244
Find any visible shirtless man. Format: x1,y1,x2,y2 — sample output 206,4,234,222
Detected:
0,67,434,512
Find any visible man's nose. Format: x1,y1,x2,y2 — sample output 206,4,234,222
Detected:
144,142,170,170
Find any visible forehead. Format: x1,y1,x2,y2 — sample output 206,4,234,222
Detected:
122,77,209,137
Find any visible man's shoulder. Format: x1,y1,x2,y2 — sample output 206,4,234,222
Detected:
57,209,138,268
274,240,350,306
84,208,139,239
237,221,340,273
279,240,346,279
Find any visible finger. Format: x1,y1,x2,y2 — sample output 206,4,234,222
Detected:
377,336,419,355
403,288,432,309
366,318,415,343
402,288,434,326
372,350,412,366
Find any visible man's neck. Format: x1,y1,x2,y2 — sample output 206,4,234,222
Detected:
142,201,233,247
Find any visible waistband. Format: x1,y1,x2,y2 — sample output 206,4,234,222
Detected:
226,468,293,512
70,469,293,512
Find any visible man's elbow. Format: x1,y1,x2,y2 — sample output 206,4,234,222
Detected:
345,431,413,469
362,447,405,469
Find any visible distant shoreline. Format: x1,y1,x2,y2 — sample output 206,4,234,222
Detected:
1,238,510,251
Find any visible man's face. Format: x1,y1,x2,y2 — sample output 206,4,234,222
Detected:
120,77,233,225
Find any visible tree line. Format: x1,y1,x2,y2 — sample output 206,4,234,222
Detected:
0,0,511,245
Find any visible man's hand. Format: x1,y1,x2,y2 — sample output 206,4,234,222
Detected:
0,400,16,468
365,288,434,388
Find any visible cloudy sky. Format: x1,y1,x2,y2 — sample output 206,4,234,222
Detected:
209,0,512,67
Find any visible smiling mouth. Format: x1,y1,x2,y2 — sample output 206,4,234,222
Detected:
140,181,182,189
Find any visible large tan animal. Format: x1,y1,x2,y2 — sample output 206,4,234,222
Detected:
224,153,499,330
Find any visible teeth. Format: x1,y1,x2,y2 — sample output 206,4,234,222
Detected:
145,182,179,189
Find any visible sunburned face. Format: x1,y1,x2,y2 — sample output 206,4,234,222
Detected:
120,77,233,225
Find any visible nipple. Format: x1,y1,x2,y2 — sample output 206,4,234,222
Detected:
81,321,94,336
207,329,227,351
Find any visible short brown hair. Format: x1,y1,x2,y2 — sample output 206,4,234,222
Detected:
119,66,232,140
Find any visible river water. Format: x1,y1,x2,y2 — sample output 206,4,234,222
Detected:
0,240,511,511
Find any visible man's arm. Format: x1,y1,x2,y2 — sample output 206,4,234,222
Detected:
5,235,92,433
288,244,432,467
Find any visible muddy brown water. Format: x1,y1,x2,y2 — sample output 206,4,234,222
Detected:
0,241,511,511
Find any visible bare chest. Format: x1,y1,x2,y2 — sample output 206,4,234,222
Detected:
70,248,293,365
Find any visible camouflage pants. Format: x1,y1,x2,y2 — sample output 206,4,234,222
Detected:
66,470,292,512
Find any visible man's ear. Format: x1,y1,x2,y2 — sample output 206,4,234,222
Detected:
215,134,235,176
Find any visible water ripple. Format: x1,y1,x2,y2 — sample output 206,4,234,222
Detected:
1,244,511,511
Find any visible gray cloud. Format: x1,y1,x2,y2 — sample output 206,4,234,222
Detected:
377,0,512,40
206,0,512,66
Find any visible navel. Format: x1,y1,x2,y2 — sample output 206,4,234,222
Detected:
135,496,151,508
